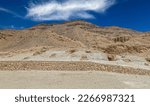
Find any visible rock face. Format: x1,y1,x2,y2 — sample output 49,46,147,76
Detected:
0,20,150,59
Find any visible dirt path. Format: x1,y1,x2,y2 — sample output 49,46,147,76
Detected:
0,71,150,89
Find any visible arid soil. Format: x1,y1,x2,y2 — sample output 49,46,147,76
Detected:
0,71,150,89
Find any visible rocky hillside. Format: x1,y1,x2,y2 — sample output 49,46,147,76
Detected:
0,20,150,57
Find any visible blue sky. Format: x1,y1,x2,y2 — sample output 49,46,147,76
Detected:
0,0,150,32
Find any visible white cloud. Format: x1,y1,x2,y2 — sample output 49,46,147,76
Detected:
0,7,22,18
26,0,116,21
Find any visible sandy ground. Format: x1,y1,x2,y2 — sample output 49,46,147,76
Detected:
0,49,149,89
0,71,150,89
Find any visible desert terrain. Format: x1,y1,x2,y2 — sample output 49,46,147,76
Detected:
0,20,150,88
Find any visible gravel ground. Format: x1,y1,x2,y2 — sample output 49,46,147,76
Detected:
0,61,150,76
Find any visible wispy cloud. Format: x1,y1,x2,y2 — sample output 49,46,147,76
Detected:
0,7,22,18
0,24,24,30
26,0,116,21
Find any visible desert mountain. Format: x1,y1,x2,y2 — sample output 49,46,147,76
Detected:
0,20,150,56
1,22,150,89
